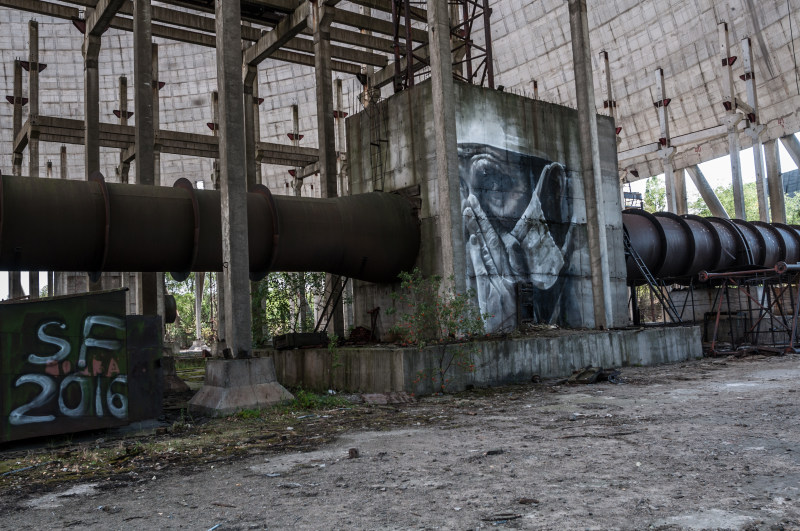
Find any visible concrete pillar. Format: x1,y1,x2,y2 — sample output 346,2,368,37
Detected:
117,76,131,183
193,271,206,348
568,0,613,329
132,0,159,316
27,21,41,300
210,90,225,347
313,2,344,336
780,134,800,170
335,78,348,197
244,64,258,190
765,139,786,223
60,145,67,179
11,59,22,177
427,0,466,294
686,165,729,218
152,43,165,324
719,23,745,219
252,78,263,186
215,0,252,358
674,167,688,215
83,35,101,178
55,146,68,296
9,59,23,299
654,68,677,214
291,105,310,332
741,38,768,222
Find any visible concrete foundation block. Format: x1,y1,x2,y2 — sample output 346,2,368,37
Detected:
188,357,293,416
161,355,190,394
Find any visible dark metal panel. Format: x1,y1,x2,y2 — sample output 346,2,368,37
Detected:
732,220,766,266
751,221,785,266
125,315,163,422
0,290,129,443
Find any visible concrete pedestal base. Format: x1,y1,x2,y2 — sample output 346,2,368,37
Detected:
188,357,293,416
161,355,190,394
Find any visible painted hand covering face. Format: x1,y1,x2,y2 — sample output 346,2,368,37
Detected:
459,144,571,332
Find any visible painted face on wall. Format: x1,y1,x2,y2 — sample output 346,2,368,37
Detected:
466,153,532,234
458,143,575,332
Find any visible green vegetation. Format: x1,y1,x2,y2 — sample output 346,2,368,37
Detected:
165,271,335,350
388,268,487,393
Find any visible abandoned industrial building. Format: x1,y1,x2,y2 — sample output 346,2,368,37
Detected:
0,0,799,528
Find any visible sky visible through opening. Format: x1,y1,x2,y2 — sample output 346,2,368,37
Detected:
1,134,799,301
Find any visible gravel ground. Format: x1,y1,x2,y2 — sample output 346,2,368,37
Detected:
1,353,799,530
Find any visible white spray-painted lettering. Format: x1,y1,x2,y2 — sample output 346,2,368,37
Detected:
8,314,127,426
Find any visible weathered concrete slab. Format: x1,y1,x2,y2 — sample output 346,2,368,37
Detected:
188,358,293,416
264,326,702,395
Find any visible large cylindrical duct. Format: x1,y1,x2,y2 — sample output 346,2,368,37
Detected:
623,209,800,283
0,173,420,284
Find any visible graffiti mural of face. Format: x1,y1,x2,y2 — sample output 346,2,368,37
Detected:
458,144,573,332
468,154,531,234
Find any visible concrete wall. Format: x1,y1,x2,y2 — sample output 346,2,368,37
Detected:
265,326,702,395
346,80,627,335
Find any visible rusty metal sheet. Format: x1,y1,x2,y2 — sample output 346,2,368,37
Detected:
0,290,161,443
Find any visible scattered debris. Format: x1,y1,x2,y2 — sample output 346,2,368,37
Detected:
348,448,360,459
361,392,415,405
482,513,522,522
568,366,622,385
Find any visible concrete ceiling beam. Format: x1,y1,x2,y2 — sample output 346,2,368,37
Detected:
85,0,126,36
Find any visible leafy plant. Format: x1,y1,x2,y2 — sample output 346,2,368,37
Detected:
388,268,486,393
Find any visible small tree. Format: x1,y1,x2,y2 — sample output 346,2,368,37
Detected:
389,268,486,393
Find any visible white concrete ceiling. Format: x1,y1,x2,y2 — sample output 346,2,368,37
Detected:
0,1,798,188
490,0,800,182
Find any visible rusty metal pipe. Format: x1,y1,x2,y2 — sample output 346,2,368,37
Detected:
623,209,800,283
0,173,420,284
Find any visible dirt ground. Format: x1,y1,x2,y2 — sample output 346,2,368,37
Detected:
1,353,799,530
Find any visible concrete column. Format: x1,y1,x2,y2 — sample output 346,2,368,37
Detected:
194,271,206,348
28,21,40,180
765,139,786,223
210,90,225,347
131,0,158,316
252,78,262,186
719,23,745,219
741,38,768,222
117,76,131,183
152,42,165,323
55,146,68,296
215,0,252,357
27,21,41,300
780,134,800,170
427,0,466,294
568,0,613,329
313,2,344,336
654,68,677,214
11,59,22,177
335,78,348,197
291,104,309,332
83,35,101,179
243,64,258,190
674,167,688,215
60,146,67,179
9,59,23,299
686,165,729,218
